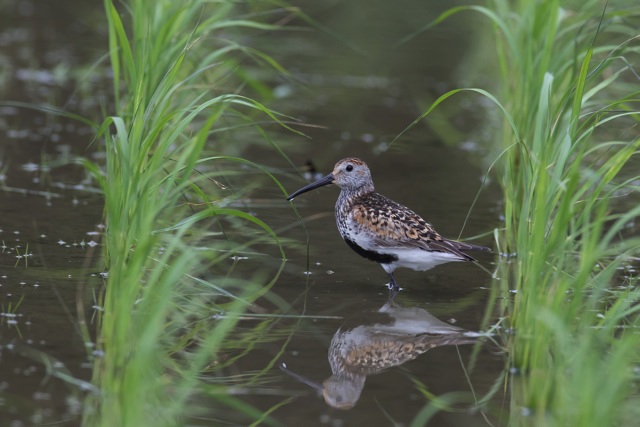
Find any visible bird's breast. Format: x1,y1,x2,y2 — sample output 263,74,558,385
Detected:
337,213,378,245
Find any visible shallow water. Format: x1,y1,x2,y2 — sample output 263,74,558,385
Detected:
218,148,503,425
0,1,505,425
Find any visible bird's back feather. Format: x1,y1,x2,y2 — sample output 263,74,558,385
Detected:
344,192,489,260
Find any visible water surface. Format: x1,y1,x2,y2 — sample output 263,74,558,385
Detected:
0,1,505,425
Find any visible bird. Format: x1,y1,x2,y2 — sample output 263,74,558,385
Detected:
280,300,481,409
286,157,490,291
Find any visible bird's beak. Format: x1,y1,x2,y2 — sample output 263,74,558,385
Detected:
286,173,335,201
279,363,324,392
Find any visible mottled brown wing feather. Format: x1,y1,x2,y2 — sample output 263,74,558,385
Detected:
351,192,488,259
341,334,478,374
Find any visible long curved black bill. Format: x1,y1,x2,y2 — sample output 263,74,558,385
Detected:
286,173,335,201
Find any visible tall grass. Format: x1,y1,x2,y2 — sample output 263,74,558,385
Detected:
399,1,640,425
482,1,640,425
82,1,298,425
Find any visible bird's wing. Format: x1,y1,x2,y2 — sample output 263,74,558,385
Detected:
350,192,477,260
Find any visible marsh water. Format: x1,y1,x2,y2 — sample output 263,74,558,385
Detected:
0,1,506,426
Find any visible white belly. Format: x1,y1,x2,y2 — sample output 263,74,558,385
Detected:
379,247,464,273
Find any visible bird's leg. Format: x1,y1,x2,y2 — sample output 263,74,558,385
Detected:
387,271,400,292
387,285,400,303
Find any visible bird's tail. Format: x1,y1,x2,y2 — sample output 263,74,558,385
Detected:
453,241,491,253
430,238,490,262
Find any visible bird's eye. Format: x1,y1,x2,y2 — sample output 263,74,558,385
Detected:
346,164,353,172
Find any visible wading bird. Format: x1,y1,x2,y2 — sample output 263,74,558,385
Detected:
287,157,490,291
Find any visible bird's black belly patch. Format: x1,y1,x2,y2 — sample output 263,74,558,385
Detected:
344,238,398,264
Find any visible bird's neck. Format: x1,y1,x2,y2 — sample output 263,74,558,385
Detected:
336,186,374,213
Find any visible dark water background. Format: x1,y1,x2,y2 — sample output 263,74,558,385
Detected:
0,1,506,425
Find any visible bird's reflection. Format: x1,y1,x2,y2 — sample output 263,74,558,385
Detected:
282,298,482,409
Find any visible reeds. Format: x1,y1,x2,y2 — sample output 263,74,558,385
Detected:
489,1,640,425
83,1,295,425
401,1,640,424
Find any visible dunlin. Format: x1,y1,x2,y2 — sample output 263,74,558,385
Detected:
287,157,490,290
